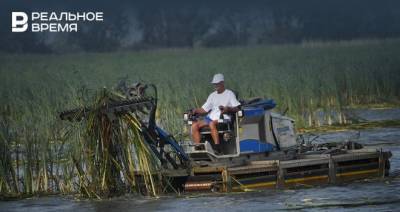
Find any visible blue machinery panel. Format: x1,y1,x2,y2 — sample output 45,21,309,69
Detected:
245,99,276,110
239,139,274,153
243,99,276,117
243,107,264,117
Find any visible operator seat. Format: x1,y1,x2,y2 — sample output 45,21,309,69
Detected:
199,90,239,136
199,118,232,134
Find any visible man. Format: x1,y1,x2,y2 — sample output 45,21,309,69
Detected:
191,73,241,153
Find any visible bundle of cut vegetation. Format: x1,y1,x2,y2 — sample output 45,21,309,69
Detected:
64,88,162,198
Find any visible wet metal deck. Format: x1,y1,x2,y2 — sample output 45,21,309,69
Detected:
179,149,390,192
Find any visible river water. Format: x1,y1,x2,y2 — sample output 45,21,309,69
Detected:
1,110,400,212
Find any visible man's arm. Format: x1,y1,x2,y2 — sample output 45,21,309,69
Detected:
220,91,241,114
219,105,240,114
196,93,212,115
192,108,208,115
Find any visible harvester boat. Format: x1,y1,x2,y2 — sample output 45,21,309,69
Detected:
59,82,392,193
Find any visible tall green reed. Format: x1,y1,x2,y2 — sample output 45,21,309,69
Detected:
1,38,400,197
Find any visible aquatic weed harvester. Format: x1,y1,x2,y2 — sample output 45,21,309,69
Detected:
59,82,391,195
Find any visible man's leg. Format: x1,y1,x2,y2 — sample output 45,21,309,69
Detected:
209,120,220,145
191,120,207,144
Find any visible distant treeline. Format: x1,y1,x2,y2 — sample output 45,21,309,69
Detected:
1,0,400,53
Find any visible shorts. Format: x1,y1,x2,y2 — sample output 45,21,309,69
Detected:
204,116,213,124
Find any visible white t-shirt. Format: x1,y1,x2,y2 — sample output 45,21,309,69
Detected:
201,89,240,121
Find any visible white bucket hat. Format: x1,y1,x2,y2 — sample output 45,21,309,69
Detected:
211,73,224,84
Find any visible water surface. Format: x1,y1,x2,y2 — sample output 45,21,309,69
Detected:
1,108,400,211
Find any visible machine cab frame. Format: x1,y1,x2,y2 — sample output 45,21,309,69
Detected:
182,99,297,161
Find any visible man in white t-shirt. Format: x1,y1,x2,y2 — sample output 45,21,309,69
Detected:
191,73,241,152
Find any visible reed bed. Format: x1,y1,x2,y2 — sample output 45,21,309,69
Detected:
0,38,400,198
